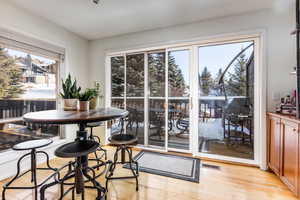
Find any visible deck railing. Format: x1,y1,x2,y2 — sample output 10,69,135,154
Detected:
0,99,56,119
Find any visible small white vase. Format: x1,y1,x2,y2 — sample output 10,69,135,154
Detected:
79,101,90,111
64,99,78,111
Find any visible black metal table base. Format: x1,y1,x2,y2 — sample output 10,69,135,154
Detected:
105,145,139,192
40,124,107,200
2,149,57,200
40,159,106,200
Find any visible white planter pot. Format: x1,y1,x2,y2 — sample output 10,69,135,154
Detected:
79,101,90,111
63,99,78,111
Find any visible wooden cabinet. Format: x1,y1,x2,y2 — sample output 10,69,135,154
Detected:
267,116,281,175
267,113,299,197
280,119,299,195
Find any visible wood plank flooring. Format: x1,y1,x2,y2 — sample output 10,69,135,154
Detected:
0,147,297,200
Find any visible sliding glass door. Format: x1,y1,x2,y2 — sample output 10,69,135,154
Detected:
197,41,255,160
126,53,145,144
111,56,125,134
108,36,259,164
109,49,192,151
110,54,145,145
167,49,191,151
148,51,166,148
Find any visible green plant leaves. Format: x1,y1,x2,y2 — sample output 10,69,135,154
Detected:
78,88,97,101
61,73,81,99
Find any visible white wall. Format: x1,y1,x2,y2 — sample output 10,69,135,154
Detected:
89,6,296,112
0,0,89,179
0,0,89,89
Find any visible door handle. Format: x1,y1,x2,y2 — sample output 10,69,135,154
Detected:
190,97,193,110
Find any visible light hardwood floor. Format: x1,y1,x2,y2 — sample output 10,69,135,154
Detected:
0,147,297,200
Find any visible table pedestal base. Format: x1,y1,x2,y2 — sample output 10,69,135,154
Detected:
40,124,107,200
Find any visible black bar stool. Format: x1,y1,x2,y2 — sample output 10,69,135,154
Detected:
40,140,106,200
105,133,139,192
2,139,57,200
87,122,107,160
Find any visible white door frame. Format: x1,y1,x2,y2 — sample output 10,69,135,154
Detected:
192,36,264,167
105,30,266,169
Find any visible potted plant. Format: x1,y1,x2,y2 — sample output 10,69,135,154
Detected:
60,74,81,110
87,88,99,109
78,89,95,111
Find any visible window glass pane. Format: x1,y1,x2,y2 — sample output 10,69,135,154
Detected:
168,50,190,97
0,45,59,152
148,99,165,147
126,54,144,97
111,99,125,135
148,52,165,97
111,56,125,97
126,98,144,145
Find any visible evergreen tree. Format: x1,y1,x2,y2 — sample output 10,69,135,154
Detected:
111,56,125,97
126,54,144,97
213,68,224,96
200,66,213,96
0,47,24,98
148,53,165,96
226,51,248,96
168,54,186,97
111,53,187,98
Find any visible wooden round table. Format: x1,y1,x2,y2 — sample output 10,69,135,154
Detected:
23,107,128,198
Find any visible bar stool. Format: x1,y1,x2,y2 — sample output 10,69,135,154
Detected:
2,139,57,200
40,140,106,200
105,133,139,191
87,122,107,160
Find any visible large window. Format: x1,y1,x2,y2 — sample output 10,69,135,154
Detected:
0,34,63,152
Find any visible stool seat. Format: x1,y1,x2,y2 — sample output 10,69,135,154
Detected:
13,139,53,151
109,134,137,145
55,140,99,158
86,121,103,128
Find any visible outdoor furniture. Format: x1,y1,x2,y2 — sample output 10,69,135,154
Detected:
2,139,57,200
106,124,139,192
22,108,128,200
222,97,253,144
176,115,189,138
126,107,144,137
225,114,253,145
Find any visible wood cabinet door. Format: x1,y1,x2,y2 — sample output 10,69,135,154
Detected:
267,116,281,175
280,119,299,195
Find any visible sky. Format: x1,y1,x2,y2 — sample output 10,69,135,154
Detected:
6,48,56,65
171,41,254,87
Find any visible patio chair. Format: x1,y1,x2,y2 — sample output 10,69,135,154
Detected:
222,97,253,144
